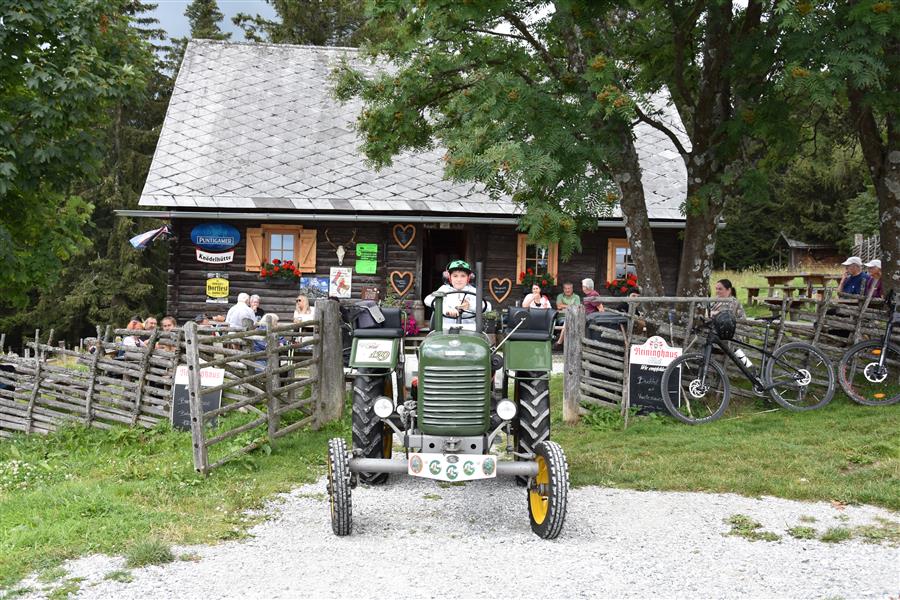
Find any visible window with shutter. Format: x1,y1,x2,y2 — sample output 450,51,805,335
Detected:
245,228,264,272
298,228,317,271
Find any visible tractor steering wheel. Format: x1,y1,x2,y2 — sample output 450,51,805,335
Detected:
447,290,481,323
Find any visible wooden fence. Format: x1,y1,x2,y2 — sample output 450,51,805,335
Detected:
0,300,344,474
564,290,898,425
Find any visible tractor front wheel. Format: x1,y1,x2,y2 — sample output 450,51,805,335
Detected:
527,440,569,540
327,437,352,536
352,369,392,484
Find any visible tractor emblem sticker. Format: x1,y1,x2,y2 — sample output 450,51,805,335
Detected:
463,461,475,476
429,460,442,476
482,457,496,476
446,465,458,480
410,455,423,474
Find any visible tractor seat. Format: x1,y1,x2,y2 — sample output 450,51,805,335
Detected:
505,307,558,341
352,305,404,338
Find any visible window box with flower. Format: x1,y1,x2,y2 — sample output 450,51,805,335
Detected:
260,258,302,287
518,268,556,296
604,274,640,297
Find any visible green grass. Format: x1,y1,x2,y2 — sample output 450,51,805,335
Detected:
550,377,900,511
124,540,174,568
787,525,818,540
0,415,346,589
820,527,853,543
1,372,898,590
725,514,781,542
103,570,134,583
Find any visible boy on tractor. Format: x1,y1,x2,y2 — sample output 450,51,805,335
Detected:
424,259,491,329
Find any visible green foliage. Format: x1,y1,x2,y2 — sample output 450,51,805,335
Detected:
820,527,853,543
726,514,782,542
104,570,134,583
787,525,818,540
0,0,152,303
233,0,366,46
186,0,231,40
844,186,880,244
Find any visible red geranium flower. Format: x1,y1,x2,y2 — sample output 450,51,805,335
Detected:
542,279,548,285
260,269,268,277
527,268,533,274
620,286,627,293
273,258,280,265
273,266,280,272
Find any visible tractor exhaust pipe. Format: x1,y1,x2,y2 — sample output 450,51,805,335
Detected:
475,260,484,333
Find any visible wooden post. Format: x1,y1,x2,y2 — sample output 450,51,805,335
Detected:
184,322,209,475
621,303,637,425
82,334,104,426
25,330,42,434
313,299,344,428
850,286,877,346
131,329,160,425
265,323,279,441
563,303,584,425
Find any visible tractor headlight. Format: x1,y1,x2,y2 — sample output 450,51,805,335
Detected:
374,396,394,419
497,400,517,421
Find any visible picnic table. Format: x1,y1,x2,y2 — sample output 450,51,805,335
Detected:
749,273,843,303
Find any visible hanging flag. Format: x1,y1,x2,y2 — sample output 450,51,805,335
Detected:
129,225,171,249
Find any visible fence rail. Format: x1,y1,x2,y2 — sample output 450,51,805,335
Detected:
0,301,344,474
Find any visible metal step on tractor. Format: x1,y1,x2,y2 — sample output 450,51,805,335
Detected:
326,262,569,539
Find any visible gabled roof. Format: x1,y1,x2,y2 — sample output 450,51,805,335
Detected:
773,232,833,250
139,40,687,221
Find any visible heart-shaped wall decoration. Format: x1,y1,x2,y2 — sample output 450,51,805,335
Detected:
392,224,416,250
488,277,513,304
389,271,414,297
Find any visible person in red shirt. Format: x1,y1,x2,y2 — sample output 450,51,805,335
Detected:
581,278,604,314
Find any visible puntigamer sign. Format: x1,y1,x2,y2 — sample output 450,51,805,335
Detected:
190,223,241,251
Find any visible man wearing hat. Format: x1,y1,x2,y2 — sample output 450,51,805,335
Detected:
838,256,870,295
864,259,883,298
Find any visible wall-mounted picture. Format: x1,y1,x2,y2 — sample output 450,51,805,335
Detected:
329,267,352,298
299,276,330,298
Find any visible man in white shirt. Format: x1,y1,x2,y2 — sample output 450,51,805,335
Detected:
225,292,257,329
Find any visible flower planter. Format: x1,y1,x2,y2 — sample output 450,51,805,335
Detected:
263,278,300,288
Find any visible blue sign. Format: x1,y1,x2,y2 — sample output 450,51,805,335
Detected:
190,223,241,251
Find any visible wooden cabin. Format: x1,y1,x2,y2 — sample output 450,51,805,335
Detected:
124,41,688,323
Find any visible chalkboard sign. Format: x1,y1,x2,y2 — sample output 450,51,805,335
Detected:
489,277,512,304
171,365,224,431
628,336,682,413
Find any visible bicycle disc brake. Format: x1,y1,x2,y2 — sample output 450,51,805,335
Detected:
863,363,888,384
688,379,709,399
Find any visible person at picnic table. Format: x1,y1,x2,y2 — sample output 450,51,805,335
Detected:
157,316,178,351
249,294,266,320
122,316,144,347
709,278,746,319
581,278,604,314
523,284,552,309
556,282,580,310
293,294,315,322
838,256,870,295
864,259,883,299
143,316,158,330
226,292,257,328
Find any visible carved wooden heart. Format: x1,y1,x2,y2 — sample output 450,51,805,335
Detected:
389,271,414,297
392,224,416,250
488,277,513,304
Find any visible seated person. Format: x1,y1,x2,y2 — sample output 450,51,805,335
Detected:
424,259,491,329
838,256,870,295
523,284,552,309
864,259,883,298
556,282,580,311
581,278,604,314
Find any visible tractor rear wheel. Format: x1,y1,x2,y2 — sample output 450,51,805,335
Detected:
327,437,352,536
528,441,569,539
352,369,392,485
514,371,551,486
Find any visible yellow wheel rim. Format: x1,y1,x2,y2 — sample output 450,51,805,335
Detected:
529,455,550,525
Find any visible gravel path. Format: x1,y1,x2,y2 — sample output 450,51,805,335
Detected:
13,473,900,600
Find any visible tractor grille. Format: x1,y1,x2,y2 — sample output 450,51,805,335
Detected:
420,365,489,432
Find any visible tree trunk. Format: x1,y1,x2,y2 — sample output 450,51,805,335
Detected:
848,88,899,295
676,155,724,297
613,127,665,296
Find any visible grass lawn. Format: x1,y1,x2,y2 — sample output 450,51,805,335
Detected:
2,373,898,589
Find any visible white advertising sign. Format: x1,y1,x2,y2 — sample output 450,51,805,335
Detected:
196,248,234,264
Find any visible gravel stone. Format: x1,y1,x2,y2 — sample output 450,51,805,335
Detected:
11,473,899,599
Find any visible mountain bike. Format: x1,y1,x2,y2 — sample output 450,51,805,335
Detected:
660,313,836,425
838,290,900,406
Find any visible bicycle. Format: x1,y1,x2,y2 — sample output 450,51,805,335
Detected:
660,312,836,425
838,290,900,406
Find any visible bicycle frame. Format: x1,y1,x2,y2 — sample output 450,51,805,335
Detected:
873,298,898,369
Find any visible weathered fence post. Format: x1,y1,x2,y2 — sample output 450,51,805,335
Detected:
620,303,637,423
184,321,209,475
82,334,103,425
131,329,160,425
313,299,343,428
265,322,279,442
563,303,584,425
24,330,42,434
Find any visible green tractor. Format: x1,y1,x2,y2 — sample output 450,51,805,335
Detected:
326,262,569,539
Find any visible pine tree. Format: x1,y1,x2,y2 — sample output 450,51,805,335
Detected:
186,0,231,40
233,0,365,46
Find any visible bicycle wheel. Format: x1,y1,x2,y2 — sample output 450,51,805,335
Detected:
765,342,835,411
661,353,730,425
838,340,900,406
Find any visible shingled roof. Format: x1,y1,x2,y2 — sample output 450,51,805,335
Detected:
139,40,687,221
